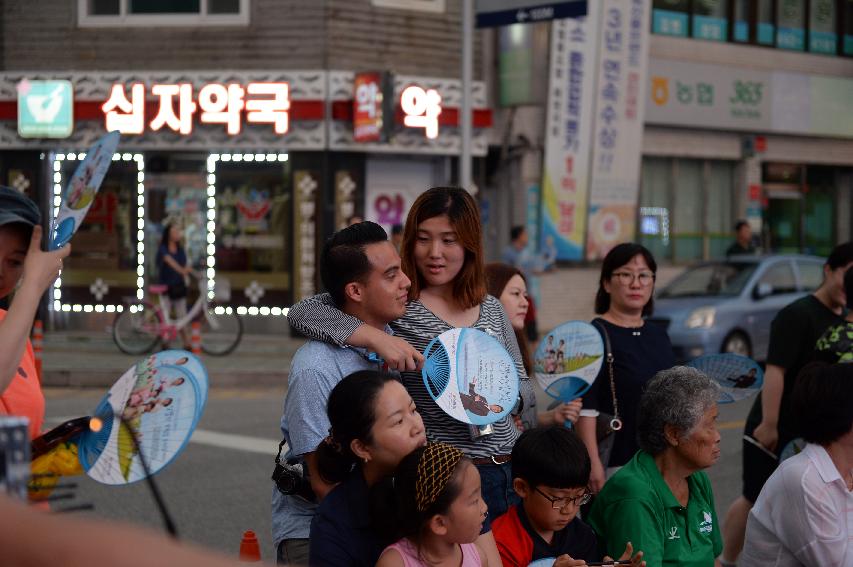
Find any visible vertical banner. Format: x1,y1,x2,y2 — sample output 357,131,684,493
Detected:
293,170,319,302
334,170,358,230
540,6,600,261
585,0,651,260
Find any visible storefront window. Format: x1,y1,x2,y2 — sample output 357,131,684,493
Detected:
639,158,672,261
758,0,776,44
734,0,751,42
653,0,690,37
845,0,853,55
213,155,292,309
58,156,140,308
809,0,837,54
706,161,735,258
673,159,704,261
804,167,836,255
693,0,729,41
776,0,806,50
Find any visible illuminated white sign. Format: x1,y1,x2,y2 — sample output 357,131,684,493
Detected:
102,82,290,136
400,85,441,139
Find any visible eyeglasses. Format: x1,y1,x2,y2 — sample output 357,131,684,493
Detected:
534,487,592,509
611,271,655,286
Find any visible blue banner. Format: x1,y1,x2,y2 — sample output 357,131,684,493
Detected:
692,15,727,42
652,9,688,37
809,31,837,54
758,23,774,45
777,27,805,50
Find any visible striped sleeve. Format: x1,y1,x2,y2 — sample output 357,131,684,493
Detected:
286,293,362,347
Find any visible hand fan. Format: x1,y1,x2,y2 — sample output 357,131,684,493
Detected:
534,321,604,427
33,353,208,486
50,130,120,249
422,328,519,426
686,353,763,404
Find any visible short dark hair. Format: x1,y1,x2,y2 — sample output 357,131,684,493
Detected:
792,362,853,446
734,220,749,231
826,241,853,270
510,225,526,241
511,427,590,489
594,242,658,316
320,221,388,307
391,223,403,236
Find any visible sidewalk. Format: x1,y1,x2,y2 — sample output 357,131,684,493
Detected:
41,265,684,389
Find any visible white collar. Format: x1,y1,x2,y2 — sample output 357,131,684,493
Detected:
804,443,844,485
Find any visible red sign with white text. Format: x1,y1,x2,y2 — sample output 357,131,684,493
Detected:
353,72,386,143
102,82,290,136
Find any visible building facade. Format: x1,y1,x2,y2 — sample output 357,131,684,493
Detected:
485,0,853,263
0,0,492,329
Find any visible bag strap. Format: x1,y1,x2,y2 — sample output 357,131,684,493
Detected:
593,319,620,421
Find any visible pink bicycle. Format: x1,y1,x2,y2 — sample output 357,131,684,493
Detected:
112,275,242,355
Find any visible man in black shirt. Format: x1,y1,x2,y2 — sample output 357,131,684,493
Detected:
720,241,853,566
726,220,755,257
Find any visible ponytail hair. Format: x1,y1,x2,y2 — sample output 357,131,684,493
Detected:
315,370,398,485
372,442,469,545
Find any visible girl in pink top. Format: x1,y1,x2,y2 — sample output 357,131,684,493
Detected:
376,442,490,567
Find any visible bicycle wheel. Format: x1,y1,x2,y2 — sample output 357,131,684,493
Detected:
113,304,161,355
199,308,243,355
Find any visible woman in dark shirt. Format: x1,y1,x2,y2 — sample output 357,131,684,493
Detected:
576,243,675,492
156,222,191,348
309,370,427,567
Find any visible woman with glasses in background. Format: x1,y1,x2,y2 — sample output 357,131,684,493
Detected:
576,243,675,492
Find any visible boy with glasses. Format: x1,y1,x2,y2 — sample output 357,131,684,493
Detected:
491,427,643,566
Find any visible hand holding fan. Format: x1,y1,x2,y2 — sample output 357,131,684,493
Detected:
50,130,120,249
533,321,604,427
33,350,207,486
422,328,519,426
686,353,763,404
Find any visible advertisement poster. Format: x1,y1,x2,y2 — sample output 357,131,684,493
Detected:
586,0,651,260
540,7,600,261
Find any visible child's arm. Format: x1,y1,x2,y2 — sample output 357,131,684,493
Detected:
1,227,68,392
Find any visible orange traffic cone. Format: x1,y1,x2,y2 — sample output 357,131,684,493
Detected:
191,321,202,355
238,530,261,562
32,320,44,383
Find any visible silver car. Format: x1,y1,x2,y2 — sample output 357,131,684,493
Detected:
650,255,825,363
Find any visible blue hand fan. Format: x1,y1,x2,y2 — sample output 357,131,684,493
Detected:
50,130,121,249
528,559,556,567
686,353,763,404
74,357,207,485
534,321,604,427
422,328,519,426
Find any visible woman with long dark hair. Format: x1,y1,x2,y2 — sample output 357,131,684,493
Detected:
156,221,192,348
309,370,426,567
576,243,675,492
484,262,581,431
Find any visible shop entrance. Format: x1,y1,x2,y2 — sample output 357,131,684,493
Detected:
763,163,836,256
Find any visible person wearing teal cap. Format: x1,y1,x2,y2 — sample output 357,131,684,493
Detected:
0,186,69,439
588,366,724,567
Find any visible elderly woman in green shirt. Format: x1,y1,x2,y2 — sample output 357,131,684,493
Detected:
588,367,724,567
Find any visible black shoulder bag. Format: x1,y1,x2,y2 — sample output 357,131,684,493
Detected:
592,320,623,468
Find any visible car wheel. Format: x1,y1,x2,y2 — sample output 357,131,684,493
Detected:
722,332,752,358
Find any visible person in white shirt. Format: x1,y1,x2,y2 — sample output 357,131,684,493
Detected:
740,362,853,567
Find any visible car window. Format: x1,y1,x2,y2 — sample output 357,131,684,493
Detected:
757,262,797,295
659,263,758,298
796,260,824,291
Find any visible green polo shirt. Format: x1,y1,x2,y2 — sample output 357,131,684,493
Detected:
587,451,722,567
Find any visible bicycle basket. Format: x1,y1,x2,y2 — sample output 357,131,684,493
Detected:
213,278,231,302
